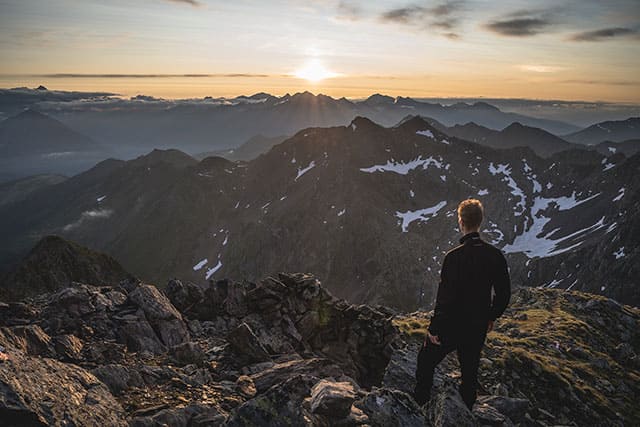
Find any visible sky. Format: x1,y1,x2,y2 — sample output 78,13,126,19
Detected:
0,0,639,101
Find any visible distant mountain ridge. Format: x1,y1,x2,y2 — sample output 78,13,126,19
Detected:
0,109,113,182
0,116,636,310
564,117,640,145
23,91,580,155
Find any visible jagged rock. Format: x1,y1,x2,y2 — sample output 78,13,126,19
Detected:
130,403,226,427
165,279,205,312
226,375,317,426
117,313,166,354
251,358,344,393
382,341,420,394
473,403,514,426
427,379,475,427
0,324,54,356
356,387,428,426
236,375,257,398
128,284,190,347
310,379,357,418
477,395,530,422
92,364,145,395
52,333,83,360
245,277,287,313
0,349,127,426
170,341,207,366
42,285,123,339
227,322,271,364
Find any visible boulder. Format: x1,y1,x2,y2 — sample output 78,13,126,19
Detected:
116,313,166,354
165,279,204,312
92,364,145,395
356,387,428,427
128,284,190,347
169,341,207,366
251,358,344,393
236,375,257,398
227,322,271,364
226,375,317,426
309,379,357,418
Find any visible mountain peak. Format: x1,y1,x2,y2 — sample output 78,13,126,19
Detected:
363,94,395,105
132,148,197,168
395,115,442,134
349,116,380,130
472,101,500,111
0,235,133,300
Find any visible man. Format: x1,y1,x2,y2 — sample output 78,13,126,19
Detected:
414,199,511,409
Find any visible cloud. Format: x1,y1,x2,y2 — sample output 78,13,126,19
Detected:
560,79,639,86
335,1,361,21
378,1,465,39
35,73,273,78
518,64,566,73
63,209,113,231
165,0,202,6
485,16,550,37
569,27,640,41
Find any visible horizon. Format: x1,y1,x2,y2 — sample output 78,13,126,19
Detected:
1,1,639,102
3,84,640,107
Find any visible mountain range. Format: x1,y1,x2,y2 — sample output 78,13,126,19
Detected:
0,109,112,181
7,91,583,157
1,116,637,310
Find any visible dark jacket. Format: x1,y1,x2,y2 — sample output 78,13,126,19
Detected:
428,231,511,338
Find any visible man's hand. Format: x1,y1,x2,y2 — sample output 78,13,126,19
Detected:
487,320,495,333
427,332,441,346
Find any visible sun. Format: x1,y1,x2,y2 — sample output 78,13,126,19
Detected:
293,59,339,82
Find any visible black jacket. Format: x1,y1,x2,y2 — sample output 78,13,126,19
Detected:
428,232,511,337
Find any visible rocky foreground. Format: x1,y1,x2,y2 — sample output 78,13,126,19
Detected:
0,273,638,426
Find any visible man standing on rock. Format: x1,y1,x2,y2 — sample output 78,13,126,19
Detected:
414,199,511,409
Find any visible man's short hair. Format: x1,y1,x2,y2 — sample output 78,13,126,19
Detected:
458,199,483,229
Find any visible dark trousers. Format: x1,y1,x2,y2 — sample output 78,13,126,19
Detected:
414,328,487,409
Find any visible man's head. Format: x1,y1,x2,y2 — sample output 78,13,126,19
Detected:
457,199,483,234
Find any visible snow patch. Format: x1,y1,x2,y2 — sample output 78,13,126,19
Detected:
96,195,106,202
613,247,625,259
205,260,223,280
489,162,526,215
360,155,445,175
396,201,447,232
502,193,603,258
613,187,624,202
193,259,208,271
295,160,316,181
478,189,489,196
416,130,434,139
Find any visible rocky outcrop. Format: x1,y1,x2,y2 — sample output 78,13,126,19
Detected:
0,274,638,426
0,348,127,427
